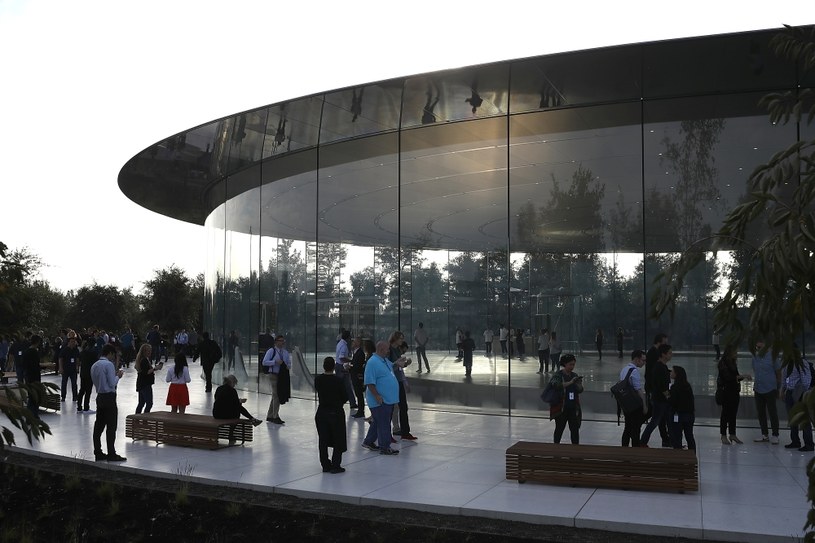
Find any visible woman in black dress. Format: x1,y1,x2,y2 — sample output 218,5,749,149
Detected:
717,345,751,445
314,357,348,473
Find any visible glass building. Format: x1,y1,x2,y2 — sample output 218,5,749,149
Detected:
119,28,813,417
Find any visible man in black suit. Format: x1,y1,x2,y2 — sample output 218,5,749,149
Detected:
349,337,367,418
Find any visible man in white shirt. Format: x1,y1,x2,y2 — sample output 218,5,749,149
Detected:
499,325,509,357
262,335,292,424
90,344,125,461
414,322,430,373
483,327,494,357
619,349,647,447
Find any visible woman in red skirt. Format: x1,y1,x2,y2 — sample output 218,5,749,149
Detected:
165,352,191,413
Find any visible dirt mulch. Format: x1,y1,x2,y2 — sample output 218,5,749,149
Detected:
0,447,727,543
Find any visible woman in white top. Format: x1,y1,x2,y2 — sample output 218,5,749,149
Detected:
166,352,192,413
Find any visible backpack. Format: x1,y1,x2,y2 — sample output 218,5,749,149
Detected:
611,367,642,419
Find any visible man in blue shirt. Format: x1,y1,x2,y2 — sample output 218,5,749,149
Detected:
752,338,782,444
90,344,125,461
261,335,292,424
362,341,400,455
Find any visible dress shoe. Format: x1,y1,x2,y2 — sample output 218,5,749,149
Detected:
329,467,346,474
107,454,127,462
272,417,285,424
785,442,802,449
401,433,418,440
251,418,263,427
94,452,108,461
729,435,743,444
799,445,815,452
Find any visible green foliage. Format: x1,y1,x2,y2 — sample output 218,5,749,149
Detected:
650,25,815,366
65,283,139,333
141,265,202,333
0,383,56,448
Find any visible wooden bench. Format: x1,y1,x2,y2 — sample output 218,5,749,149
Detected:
506,441,698,493
125,411,254,450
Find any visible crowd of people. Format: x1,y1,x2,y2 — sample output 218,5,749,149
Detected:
3,323,813,474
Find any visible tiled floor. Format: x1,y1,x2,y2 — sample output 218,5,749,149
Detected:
5,359,811,543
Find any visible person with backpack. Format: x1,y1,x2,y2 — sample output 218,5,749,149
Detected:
782,350,814,452
618,350,647,447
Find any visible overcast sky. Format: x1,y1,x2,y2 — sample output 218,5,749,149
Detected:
1,0,811,294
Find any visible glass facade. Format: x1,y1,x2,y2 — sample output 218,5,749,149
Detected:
119,29,813,417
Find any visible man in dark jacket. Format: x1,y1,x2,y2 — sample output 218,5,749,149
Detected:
198,332,222,393
640,344,673,447
23,335,43,416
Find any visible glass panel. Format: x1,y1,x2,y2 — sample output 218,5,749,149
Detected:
643,93,798,350
261,97,323,158
402,65,509,128
320,82,403,144
204,201,226,364
401,117,509,413
510,46,643,114
643,32,796,99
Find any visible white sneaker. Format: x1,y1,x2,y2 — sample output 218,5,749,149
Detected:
770,435,780,445
754,435,769,443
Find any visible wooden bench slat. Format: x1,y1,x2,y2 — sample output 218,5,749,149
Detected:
506,441,698,493
126,412,253,450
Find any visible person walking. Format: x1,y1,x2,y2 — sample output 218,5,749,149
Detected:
640,344,673,447
462,330,476,378
536,328,550,374
620,349,647,447
548,332,562,373
198,331,222,393
751,338,782,444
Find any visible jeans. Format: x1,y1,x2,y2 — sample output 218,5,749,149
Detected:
416,346,429,370
755,390,780,436
640,401,670,446
136,386,153,414
364,403,394,451
785,390,813,447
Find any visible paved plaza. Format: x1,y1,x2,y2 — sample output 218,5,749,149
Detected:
5,352,811,543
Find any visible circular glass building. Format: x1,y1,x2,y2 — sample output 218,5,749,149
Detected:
119,27,813,418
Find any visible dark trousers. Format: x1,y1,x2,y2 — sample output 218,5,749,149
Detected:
93,393,119,455
669,412,696,450
785,391,814,447
353,379,366,415
416,346,429,370
641,400,670,446
622,407,645,447
720,393,740,436
500,340,507,355
203,362,214,392
755,390,780,436
77,375,93,410
538,349,549,372
61,370,78,401
553,407,580,444
398,381,410,435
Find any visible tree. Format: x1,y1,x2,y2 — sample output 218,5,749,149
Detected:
66,283,139,333
141,266,201,334
0,243,43,335
649,25,815,540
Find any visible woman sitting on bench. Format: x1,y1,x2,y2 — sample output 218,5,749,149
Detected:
213,374,262,445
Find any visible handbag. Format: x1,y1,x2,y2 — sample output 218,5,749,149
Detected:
610,367,641,414
540,378,562,405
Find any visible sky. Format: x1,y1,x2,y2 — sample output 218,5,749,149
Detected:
1,0,812,294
